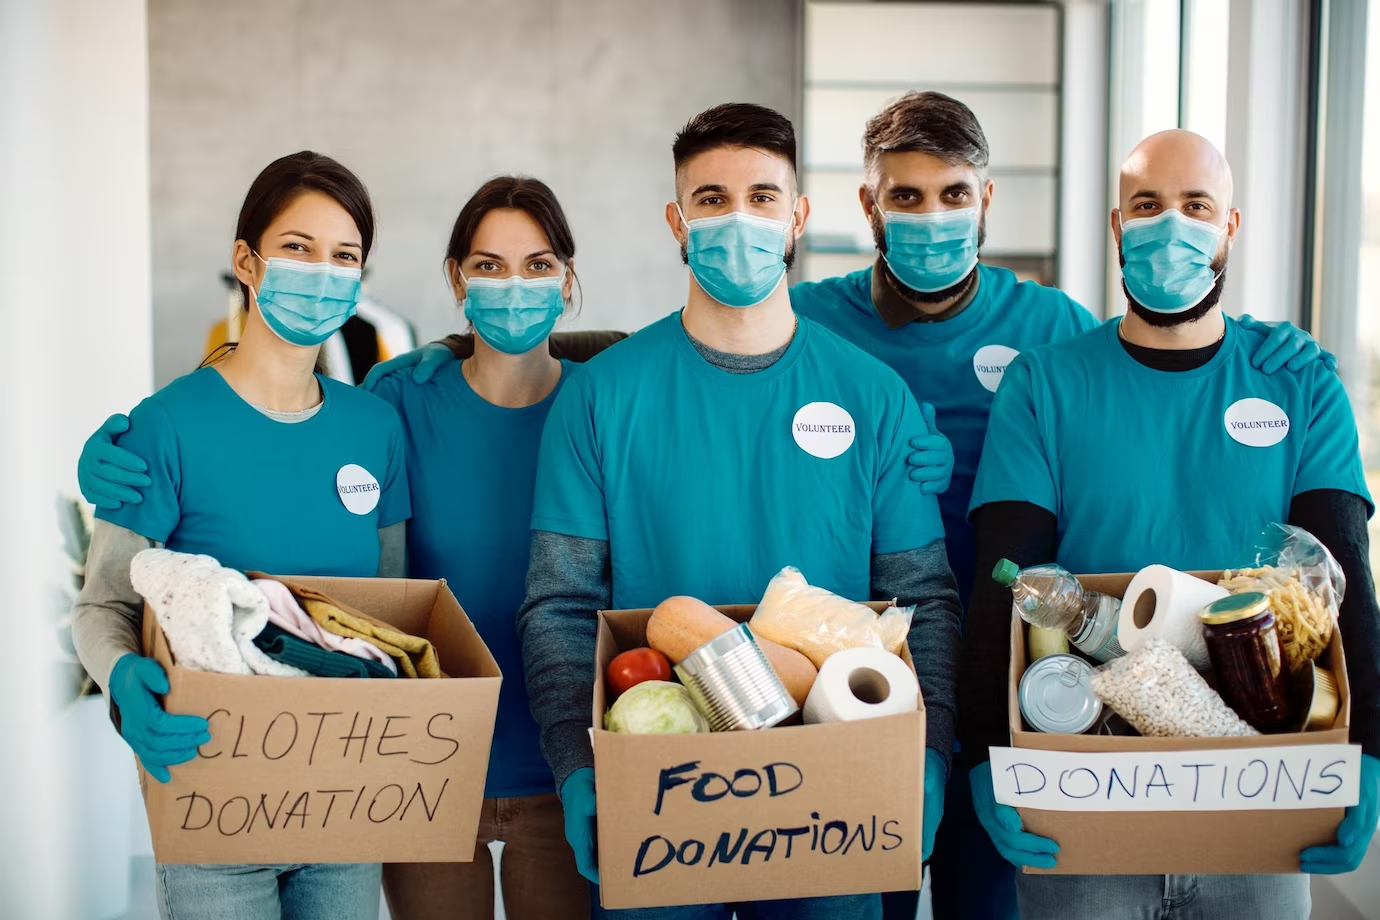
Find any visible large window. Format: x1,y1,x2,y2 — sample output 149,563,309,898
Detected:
1312,0,1380,573
1354,7,1379,569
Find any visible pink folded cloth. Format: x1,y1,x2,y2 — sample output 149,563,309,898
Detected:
253,579,398,675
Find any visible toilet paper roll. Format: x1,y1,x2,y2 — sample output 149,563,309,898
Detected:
803,646,920,724
1117,565,1229,671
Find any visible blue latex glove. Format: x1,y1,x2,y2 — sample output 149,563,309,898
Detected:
560,767,600,883
1300,753,1380,874
78,413,150,510
360,342,455,391
906,403,954,496
922,749,947,861
108,654,210,783
1238,314,1338,375
970,760,1059,869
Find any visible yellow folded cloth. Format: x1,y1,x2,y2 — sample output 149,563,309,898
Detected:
270,580,445,679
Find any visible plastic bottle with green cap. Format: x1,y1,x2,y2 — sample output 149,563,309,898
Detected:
994,559,1125,663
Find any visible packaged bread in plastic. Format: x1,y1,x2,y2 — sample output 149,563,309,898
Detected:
749,566,913,668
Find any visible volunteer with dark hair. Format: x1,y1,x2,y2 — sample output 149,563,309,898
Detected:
71,175,608,919
369,175,596,920
787,90,1332,920
518,102,962,920
70,151,410,920
963,129,1380,919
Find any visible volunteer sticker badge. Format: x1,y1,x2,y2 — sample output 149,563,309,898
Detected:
973,344,1020,393
792,402,856,459
336,464,381,514
1224,398,1290,447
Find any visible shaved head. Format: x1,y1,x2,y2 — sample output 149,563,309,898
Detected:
1119,129,1234,211
1111,130,1241,328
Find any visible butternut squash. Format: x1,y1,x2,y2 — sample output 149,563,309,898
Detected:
647,595,818,706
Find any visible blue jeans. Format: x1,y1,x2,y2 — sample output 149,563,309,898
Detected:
1015,873,1310,920
592,892,880,920
156,862,382,920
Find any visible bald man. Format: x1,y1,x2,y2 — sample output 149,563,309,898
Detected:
958,129,1380,918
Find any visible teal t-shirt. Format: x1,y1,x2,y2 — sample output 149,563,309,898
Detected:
532,311,944,609
790,264,1097,599
98,367,410,576
372,359,574,798
970,317,1372,574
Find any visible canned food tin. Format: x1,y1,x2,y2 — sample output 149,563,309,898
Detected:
674,623,798,731
1019,653,1102,734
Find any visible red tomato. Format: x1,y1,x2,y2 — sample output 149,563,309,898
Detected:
606,648,673,699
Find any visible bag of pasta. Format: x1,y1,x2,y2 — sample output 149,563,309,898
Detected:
1217,523,1345,672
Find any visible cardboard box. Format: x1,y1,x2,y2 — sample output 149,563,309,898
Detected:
1005,571,1352,875
593,603,925,910
139,576,501,864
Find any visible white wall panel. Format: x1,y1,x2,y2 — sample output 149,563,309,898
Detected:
806,87,1060,170
806,1,1060,86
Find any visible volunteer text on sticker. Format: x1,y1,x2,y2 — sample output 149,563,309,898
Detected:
791,402,856,459
1224,398,1291,448
336,463,381,514
972,344,1020,393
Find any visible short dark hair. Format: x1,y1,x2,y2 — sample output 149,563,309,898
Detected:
234,151,375,305
863,91,989,181
673,103,797,184
445,175,580,311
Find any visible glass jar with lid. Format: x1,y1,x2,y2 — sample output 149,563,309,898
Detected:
1199,592,1298,732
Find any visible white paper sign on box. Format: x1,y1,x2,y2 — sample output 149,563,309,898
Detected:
989,744,1362,812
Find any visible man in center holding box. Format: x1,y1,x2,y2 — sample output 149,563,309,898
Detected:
517,102,964,918
963,128,1380,917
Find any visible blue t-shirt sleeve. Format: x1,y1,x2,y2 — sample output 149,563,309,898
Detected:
1294,368,1374,513
531,376,609,540
1068,298,1100,334
96,396,182,543
969,356,1059,516
376,407,412,528
872,386,946,554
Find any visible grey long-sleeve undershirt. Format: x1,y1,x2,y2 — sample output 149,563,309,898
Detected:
72,520,407,695
518,531,962,792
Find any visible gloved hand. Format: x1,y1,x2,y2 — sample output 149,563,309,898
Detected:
1238,314,1338,375
78,413,150,510
108,653,211,783
560,766,600,884
907,403,954,496
922,749,947,861
970,760,1058,869
1300,753,1380,874
360,342,455,390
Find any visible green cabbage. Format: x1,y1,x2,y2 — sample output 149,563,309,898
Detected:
604,680,709,734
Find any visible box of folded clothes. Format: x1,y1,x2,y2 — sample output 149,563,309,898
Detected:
136,561,501,865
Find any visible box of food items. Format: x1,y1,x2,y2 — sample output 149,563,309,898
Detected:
591,568,927,910
989,525,1362,875
139,573,502,865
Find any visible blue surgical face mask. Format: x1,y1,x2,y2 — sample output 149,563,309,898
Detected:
252,255,362,347
679,206,791,308
462,271,566,355
879,206,981,294
1118,209,1225,313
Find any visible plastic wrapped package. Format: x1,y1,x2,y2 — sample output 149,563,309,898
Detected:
749,567,913,668
1218,523,1345,671
1089,638,1258,738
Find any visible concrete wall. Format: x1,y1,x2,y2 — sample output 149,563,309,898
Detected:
148,0,801,386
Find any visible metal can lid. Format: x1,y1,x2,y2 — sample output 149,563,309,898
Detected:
1019,653,1102,734
1199,591,1271,625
